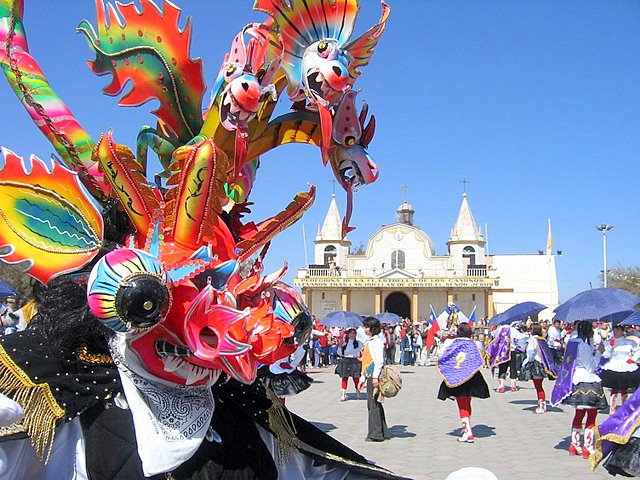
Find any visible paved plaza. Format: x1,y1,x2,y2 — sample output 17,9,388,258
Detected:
287,365,615,480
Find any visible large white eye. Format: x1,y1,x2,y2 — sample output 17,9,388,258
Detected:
87,249,171,333
317,41,330,57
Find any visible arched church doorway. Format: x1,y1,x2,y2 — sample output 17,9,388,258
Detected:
384,292,411,319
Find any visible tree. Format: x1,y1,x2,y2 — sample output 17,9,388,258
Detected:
351,242,366,255
605,265,640,297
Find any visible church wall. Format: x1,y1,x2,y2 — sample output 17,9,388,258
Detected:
350,290,376,316
490,254,559,318
310,290,343,319
449,291,486,322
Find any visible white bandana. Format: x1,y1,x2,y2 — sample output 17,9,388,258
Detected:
109,335,218,477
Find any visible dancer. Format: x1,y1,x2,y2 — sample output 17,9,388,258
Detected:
437,322,490,443
591,386,640,476
486,323,526,392
518,323,559,414
551,320,608,459
599,323,640,415
361,316,390,442
335,328,364,401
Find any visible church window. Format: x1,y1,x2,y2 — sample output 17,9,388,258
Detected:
324,246,337,265
391,250,405,269
463,246,476,265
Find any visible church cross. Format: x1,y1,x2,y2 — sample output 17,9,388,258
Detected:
330,179,337,195
401,184,409,203
460,178,471,193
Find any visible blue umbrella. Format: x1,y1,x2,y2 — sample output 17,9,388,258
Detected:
321,311,364,328
621,311,640,327
375,312,402,324
0,280,18,298
553,288,640,323
488,301,547,326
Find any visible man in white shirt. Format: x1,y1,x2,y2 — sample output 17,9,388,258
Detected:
547,319,566,364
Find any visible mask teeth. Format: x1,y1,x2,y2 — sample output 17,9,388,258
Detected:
155,340,192,358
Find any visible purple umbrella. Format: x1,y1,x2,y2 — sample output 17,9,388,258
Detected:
553,288,640,323
621,310,640,327
321,311,364,329
375,312,402,324
488,301,547,326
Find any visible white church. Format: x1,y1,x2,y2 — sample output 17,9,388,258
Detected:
294,193,559,322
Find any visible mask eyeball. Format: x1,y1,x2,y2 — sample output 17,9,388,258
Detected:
317,41,328,53
115,274,171,330
345,135,357,146
87,249,171,333
225,64,242,82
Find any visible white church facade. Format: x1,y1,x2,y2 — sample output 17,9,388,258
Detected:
294,193,559,322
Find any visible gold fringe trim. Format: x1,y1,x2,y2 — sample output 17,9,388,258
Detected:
0,419,26,436
0,345,65,463
265,387,300,465
591,411,640,471
75,345,114,365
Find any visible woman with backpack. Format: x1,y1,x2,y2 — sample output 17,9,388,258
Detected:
361,317,390,442
335,328,364,401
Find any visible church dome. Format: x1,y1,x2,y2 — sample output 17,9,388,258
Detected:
396,202,414,225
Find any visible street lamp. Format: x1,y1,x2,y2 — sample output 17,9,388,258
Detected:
595,224,614,287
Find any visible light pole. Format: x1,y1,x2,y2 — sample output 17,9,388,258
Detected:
595,224,614,287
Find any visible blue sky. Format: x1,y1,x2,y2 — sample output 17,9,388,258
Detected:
1,1,639,303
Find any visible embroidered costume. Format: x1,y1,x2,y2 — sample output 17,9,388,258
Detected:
552,327,609,459
518,335,559,414
437,336,490,444
592,387,640,476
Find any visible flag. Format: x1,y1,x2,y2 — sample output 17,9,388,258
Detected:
546,218,553,256
429,305,437,325
468,306,477,327
426,305,439,349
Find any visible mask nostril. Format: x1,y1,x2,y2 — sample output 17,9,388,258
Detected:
200,327,219,349
332,66,342,77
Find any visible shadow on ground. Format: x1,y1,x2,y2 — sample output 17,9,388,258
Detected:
446,424,496,439
311,422,337,433
388,424,416,438
554,435,571,450
509,399,565,413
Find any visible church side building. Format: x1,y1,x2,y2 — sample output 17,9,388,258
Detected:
294,193,559,321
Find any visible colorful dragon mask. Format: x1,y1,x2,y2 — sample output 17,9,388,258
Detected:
215,23,282,133
212,23,283,176
255,0,390,162
0,135,312,386
0,0,386,386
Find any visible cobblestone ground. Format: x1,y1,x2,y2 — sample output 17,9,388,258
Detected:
286,364,615,480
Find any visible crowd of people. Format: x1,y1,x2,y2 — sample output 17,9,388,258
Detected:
294,308,640,474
